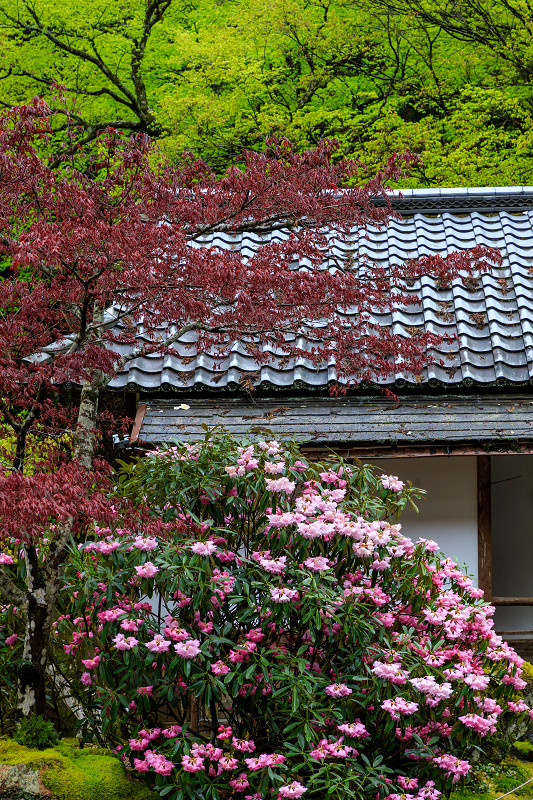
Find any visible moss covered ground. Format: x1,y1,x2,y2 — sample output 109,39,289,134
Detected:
0,738,156,800
450,743,533,800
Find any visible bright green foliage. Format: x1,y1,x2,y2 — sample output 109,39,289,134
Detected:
0,738,156,800
14,714,59,750
1,0,533,183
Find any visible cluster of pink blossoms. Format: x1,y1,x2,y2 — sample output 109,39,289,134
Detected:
388,780,442,800
432,755,471,783
381,698,420,720
325,682,353,698
58,441,533,800
381,474,405,492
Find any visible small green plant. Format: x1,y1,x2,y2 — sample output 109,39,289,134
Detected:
14,714,59,750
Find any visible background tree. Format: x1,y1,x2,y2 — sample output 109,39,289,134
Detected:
2,0,533,183
0,0,176,148
0,98,496,719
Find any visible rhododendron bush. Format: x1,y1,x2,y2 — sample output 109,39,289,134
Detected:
15,433,531,800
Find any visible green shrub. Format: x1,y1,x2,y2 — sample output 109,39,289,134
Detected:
14,714,59,750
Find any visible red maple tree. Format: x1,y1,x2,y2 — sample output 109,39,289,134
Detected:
0,98,498,717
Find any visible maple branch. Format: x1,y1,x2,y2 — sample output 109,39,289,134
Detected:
45,521,73,574
109,319,203,381
0,1,170,139
0,568,27,610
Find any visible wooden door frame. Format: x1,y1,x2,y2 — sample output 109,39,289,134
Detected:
477,455,492,600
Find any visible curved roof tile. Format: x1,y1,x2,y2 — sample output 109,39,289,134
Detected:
110,187,533,392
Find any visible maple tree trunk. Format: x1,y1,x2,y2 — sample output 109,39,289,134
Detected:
18,546,60,717
17,376,102,717
74,374,101,467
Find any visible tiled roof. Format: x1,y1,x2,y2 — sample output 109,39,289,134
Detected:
138,395,533,449
110,187,533,393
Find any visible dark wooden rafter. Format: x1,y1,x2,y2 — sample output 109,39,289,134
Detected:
477,455,492,600
301,444,533,459
493,597,533,605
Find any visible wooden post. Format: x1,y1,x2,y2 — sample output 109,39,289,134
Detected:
477,455,492,600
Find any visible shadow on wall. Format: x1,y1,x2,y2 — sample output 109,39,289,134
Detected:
368,456,478,579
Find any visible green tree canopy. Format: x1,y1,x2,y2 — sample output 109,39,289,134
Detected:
1,0,533,183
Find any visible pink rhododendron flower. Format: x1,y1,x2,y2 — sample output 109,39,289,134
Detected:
232,737,255,752
419,781,442,800
398,777,419,790
464,673,490,691
164,620,190,641
229,774,250,790
244,754,285,770
146,634,171,653
502,673,527,690
162,725,182,738
265,477,296,493
191,541,217,556
417,538,440,553
253,550,287,574
325,683,352,698
259,440,282,455
217,725,232,740
337,721,369,738
81,655,101,670
432,754,471,782
328,737,353,757
476,697,502,714
509,699,530,712
309,739,331,759
174,638,201,658
130,737,150,750
181,754,205,773
5,633,18,646
137,685,154,695
458,713,495,736
278,780,307,798
211,660,231,675
381,474,404,492
112,633,138,651
264,461,285,474
97,541,120,555
302,556,329,571
270,586,299,603
371,661,408,684
135,562,158,578
409,676,453,703
381,698,419,720
218,756,239,770
120,618,140,631
0,554,14,565
133,536,158,551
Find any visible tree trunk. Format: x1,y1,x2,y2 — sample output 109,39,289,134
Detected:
18,546,59,717
17,375,102,717
74,373,102,466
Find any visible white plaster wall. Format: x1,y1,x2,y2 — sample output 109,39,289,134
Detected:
491,455,533,632
368,456,479,580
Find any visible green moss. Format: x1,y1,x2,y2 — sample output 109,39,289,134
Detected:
521,660,533,690
512,741,533,760
450,756,533,800
0,738,156,800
